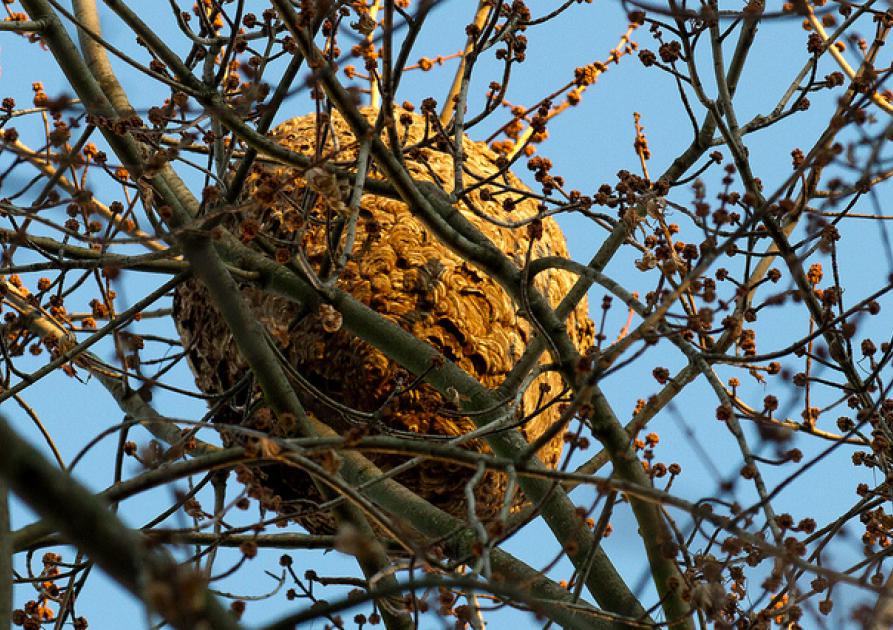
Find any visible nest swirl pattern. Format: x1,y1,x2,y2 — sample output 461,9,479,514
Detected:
173,108,594,533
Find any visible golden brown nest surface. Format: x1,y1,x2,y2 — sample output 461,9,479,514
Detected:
173,108,593,532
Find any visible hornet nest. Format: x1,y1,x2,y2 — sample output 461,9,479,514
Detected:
173,107,594,533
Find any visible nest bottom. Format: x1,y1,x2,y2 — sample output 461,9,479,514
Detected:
225,413,522,536
175,280,559,536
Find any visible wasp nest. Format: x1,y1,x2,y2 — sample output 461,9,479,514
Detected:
173,108,594,533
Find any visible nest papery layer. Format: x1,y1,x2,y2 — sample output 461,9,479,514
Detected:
173,108,594,531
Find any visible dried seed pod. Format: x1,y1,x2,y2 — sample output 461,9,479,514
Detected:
319,304,343,333
304,166,350,217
